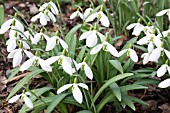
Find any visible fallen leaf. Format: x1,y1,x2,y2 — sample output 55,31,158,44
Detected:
159,103,170,113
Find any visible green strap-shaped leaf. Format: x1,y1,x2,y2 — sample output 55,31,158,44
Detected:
7,69,44,100
77,110,93,113
92,73,133,104
109,60,123,74
109,82,121,101
76,45,87,63
0,5,4,26
121,84,147,91
46,93,68,113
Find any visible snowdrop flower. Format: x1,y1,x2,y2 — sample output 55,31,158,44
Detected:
141,44,154,65
70,10,84,20
126,22,144,36
143,25,154,34
0,17,24,34
158,29,170,38
85,5,110,27
45,50,74,75
149,42,170,62
20,52,52,72
23,30,34,42
45,32,68,51
84,8,93,19
90,34,119,57
57,78,88,103
158,78,170,88
156,9,170,21
157,63,170,77
39,1,59,15
119,48,138,62
8,92,33,108
32,30,50,44
79,27,105,47
75,57,93,80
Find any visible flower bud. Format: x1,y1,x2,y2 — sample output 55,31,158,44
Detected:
137,18,142,23
19,42,23,48
165,60,169,65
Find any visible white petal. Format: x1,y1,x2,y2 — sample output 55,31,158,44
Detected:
148,42,154,53
90,44,103,55
97,32,105,42
39,3,48,11
23,94,33,109
49,2,59,15
84,8,93,19
20,58,34,71
157,64,167,77
142,53,149,65
164,49,170,60
7,49,18,58
132,24,144,36
57,84,73,94
137,36,150,45
8,95,21,103
7,39,16,52
24,50,34,59
59,38,68,49
129,49,138,62
86,31,98,47
78,83,89,90
23,41,30,49
39,58,52,72
79,31,93,40
85,12,98,22
31,13,41,22
0,26,10,34
149,48,161,61
1,19,13,28
84,63,93,80
78,12,84,20
32,33,41,44
46,37,56,51
45,56,60,65
48,11,56,22
156,9,168,16
15,19,24,32
25,92,31,96
40,13,48,26
106,43,119,57
13,49,22,67
119,49,128,56
154,36,162,48
126,23,137,30
70,11,78,19
72,85,83,104
99,11,110,27
158,78,170,88
62,57,73,75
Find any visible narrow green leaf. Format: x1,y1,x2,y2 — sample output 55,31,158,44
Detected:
93,73,133,103
122,94,136,111
77,110,93,113
7,67,20,81
134,79,160,85
7,69,44,100
130,96,148,105
76,46,87,63
121,84,147,91
68,34,76,58
0,5,4,26
109,60,123,74
109,82,121,101
46,93,68,113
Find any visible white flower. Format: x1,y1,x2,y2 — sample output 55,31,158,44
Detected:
85,11,110,27
31,12,50,26
79,30,105,47
90,38,119,57
32,32,49,45
76,62,93,80
158,29,170,38
70,10,84,20
45,36,68,51
156,9,170,21
157,64,170,77
57,83,88,103
143,26,154,34
45,55,74,75
8,92,33,108
0,18,24,34
119,48,138,62
39,2,59,15
20,53,52,72
126,23,144,36
84,8,93,19
158,78,170,88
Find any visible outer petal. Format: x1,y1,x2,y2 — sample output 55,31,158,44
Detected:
72,85,83,104
149,48,161,61
78,12,84,20
13,49,22,67
48,11,56,22
85,12,98,22
164,49,170,60
70,11,78,19
32,33,41,44
57,84,73,94
39,3,48,11
0,26,10,34
7,49,18,58
156,9,168,16
78,83,89,90
86,31,98,47
84,63,93,80
119,49,128,56
20,58,34,71
154,36,162,48
23,94,33,108
15,19,24,32
132,24,144,36
90,44,103,55
49,1,59,15
40,14,48,26
39,58,52,72
23,41,30,49
45,37,57,51
137,36,150,45
79,31,93,40
129,49,138,62
96,32,105,42
148,42,154,53
158,78,170,88
142,53,149,65
126,23,137,30
1,19,13,28
8,95,21,103
31,13,41,22
24,50,34,59
7,39,16,52
62,57,73,75
106,43,119,57
157,64,167,77
45,56,60,65
58,38,68,49
99,11,110,27
84,8,93,19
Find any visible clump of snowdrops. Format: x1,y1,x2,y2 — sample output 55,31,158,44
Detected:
0,1,169,113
